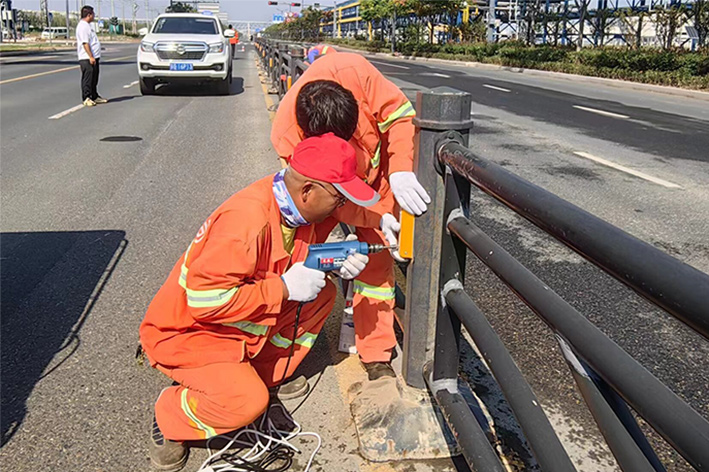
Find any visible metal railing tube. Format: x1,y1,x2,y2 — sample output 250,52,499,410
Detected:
444,288,576,471
423,363,507,472
438,141,709,341
447,216,709,470
557,338,666,472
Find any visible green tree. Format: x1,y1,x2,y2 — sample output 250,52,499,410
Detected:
686,0,709,48
654,3,686,50
361,0,393,40
165,2,197,13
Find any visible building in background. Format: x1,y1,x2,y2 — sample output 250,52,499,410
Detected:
195,1,228,26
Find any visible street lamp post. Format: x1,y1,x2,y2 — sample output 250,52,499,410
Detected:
65,0,71,39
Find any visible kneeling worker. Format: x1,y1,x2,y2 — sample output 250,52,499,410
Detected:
139,133,379,471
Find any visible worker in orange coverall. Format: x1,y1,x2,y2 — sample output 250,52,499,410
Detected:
140,133,381,471
271,48,431,381
227,25,239,56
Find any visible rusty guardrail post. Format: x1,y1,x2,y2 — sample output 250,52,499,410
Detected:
402,88,473,388
289,46,305,89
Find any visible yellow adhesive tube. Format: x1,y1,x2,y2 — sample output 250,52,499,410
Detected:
398,210,415,259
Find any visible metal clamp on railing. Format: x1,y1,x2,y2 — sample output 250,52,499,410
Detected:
404,87,709,471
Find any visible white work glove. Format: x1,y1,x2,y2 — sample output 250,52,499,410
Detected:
380,213,405,262
389,171,431,216
282,262,326,302
339,235,369,279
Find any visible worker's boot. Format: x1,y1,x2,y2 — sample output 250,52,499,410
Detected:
149,415,188,472
363,362,396,381
270,375,310,401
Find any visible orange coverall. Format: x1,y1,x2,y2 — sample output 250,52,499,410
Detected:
140,176,336,441
271,52,416,364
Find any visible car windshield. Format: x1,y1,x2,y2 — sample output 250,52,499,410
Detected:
152,17,218,35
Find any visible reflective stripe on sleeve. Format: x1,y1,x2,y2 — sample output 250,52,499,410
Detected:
223,320,269,336
185,286,239,308
371,141,382,169
353,280,396,301
181,389,217,439
377,101,415,134
179,264,239,308
179,264,189,289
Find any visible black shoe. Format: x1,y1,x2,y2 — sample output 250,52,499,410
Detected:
363,362,396,381
269,375,310,400
149,415,188,471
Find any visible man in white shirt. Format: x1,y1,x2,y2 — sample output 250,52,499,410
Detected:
76,5,107,106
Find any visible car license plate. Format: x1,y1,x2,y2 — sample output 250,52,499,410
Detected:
170,63,193,71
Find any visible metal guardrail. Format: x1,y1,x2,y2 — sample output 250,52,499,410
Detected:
254,38,309,98
253,37,709,471
406,88,709,471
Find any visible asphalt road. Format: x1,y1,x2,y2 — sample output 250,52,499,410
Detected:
364,54,709,471
0,43,282,471
0,43,461,472
1,43,708,472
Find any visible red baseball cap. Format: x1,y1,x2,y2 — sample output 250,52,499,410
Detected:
290,133,380,207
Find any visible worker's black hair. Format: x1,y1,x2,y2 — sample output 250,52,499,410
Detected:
81,5,94,18
296,80,358,141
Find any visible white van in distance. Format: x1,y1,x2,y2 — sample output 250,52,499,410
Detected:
41,27,69,39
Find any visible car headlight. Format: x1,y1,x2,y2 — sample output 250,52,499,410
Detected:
140,41,154,52
209,42,224,53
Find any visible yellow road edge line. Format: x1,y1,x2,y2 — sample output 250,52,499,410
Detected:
0,55,134,85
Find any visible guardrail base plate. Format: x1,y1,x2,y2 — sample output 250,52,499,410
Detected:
348,376,461,462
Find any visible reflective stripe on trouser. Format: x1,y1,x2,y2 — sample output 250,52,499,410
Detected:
352,227,397,364
153,282,336,441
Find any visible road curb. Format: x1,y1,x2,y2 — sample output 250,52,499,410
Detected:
329,45,709,102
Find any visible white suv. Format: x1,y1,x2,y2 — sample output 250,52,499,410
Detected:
137,13,234,95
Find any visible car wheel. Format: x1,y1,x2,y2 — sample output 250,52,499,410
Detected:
140,78,155,95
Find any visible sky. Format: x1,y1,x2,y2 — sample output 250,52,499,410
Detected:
8,0,330,23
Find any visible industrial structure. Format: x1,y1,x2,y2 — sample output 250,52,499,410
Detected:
318,0,701,49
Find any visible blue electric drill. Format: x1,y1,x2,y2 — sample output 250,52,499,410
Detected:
304,240,396,271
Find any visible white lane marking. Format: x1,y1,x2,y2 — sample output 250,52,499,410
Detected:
123,80,139,88
483,84,511,93
573,151,682,189
0,54,61,64
370,60,409,69
0,55,133,85
573,105,629,119
423,72,451,78
48,103,85,120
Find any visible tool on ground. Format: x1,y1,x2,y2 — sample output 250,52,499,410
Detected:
304,241,398,271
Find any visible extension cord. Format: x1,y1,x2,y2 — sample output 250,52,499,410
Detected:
196,404,321,472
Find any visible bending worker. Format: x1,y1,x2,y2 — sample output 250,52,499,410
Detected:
271,47,430,381
140,133,380,471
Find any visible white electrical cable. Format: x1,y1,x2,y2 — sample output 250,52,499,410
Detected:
197,404,322,472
